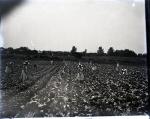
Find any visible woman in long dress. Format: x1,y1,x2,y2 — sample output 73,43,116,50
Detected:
76,62,84,81
20,66,28,82
5,63,11,74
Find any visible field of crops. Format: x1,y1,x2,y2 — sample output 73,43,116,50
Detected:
0,60,148,117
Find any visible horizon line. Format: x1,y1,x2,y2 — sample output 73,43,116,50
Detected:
1,46,147,54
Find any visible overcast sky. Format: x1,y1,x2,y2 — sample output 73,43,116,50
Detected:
0,0,147,53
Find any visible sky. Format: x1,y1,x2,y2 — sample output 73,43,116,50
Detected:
0,0,147,53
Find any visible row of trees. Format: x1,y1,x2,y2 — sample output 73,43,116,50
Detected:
0,46,146,58
71,46,146,57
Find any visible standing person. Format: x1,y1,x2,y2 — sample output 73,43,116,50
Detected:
76,62,84,82
78,62,83,71
5,63,11,74
20,66,28,82
116,62,120,72
9,61,14,73
50,60,53,65
23,61,30,72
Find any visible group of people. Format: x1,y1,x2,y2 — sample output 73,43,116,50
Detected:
115,62,128,74
76,61,126,81
4,60,128,84
76,61,128,81
5,61,38,82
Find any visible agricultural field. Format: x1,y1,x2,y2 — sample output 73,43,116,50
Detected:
0,59,148,117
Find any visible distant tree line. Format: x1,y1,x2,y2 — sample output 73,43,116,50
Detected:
0,46,147,60
70,46,146,57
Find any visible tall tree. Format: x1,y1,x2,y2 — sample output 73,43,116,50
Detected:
71,46,77,54
83,49,87,55
97,46,104,56
107,47,114,56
